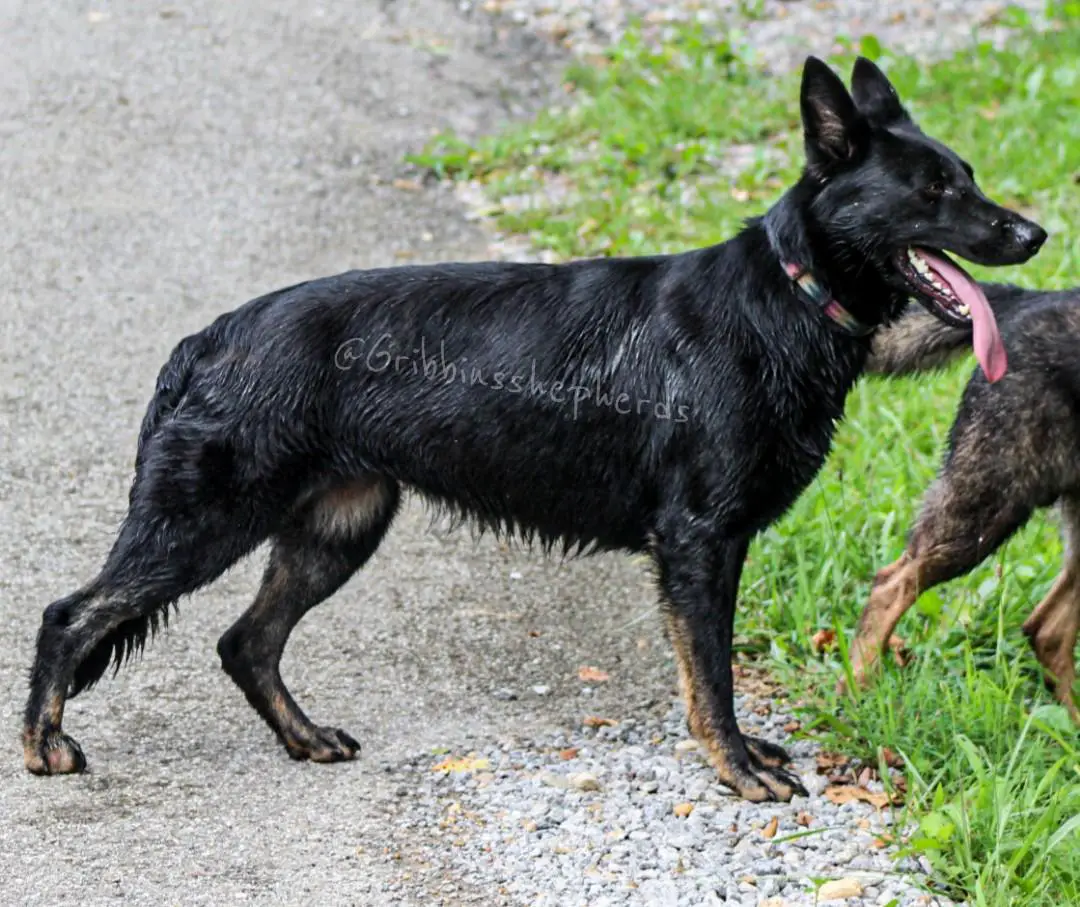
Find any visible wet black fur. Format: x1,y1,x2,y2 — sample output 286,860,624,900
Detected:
24,56,1047,791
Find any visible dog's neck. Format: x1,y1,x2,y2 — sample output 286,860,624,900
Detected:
762,186,899,336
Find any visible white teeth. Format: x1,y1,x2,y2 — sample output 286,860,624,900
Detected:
958,303,970,315
906,248,956,299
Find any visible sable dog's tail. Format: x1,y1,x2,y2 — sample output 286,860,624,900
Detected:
866,282,1034,376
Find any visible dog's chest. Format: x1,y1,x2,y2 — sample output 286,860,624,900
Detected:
743,376,849,511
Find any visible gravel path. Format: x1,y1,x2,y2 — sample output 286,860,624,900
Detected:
375,670,935,906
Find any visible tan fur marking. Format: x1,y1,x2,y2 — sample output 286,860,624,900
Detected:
665,611,705,740
45,693,64,728
310,479,389,539
267,695,302,742
663,612,793,802
846,551,922,690
1022,568,1080,724
22,730,47,774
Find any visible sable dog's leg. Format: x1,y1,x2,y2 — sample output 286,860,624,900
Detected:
217,477,399,761
658,534,807,802
846,550,927,691
1022,497,1080,724
847,471,1033,692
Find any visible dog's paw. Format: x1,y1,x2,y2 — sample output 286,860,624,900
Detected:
709,734,808,802
721,760,808,802
24,729,87,776
744,734,792,768
284,726,361,764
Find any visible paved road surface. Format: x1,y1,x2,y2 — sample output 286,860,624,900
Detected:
0,2,674,903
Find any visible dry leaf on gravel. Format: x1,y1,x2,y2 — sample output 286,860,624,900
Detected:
761,816,779,839
815,751,851,774
796,811,813,827
730,664,783,697
567,772,601,792
577,666,610,683
881,746,905,768
559,747,579,761
673,802,694,818
823,784,901,809
432,754,491,774
582,715,617,728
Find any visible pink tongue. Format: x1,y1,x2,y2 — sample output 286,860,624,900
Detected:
915,248,1007,383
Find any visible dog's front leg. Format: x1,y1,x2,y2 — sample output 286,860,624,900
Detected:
658,534,808,802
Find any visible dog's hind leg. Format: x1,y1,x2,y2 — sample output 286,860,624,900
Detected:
1022,496,1080,724
216,476,400,763
846,463,1033,692
22,493,273,775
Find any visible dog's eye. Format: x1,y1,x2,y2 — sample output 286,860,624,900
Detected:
924,181,946,200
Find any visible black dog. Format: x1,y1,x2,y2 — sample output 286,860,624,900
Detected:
23,57,1046,801
848,282,1080,723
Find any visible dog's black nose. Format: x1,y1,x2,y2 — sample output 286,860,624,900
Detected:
1010,220,1048,255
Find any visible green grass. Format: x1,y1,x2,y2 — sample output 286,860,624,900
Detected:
409,4,1080,904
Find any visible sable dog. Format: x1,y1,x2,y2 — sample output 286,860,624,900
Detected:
22,57,1046,801
849,283,1080,723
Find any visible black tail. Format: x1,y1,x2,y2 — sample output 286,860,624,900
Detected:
133,332,214,472
866,282,1036,377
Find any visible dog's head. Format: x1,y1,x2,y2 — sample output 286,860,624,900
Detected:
795,55,1046,380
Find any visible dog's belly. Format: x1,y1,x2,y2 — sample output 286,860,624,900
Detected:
334,391,661,554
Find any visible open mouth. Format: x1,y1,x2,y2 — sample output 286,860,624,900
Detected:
890,245,1007,383
893,247,972,327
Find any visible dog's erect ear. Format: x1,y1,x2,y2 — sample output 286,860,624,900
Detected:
800,56,869,169
850,56,911,126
